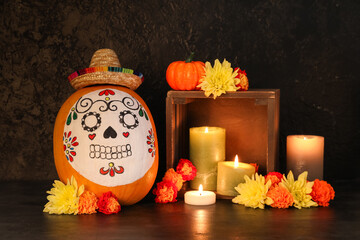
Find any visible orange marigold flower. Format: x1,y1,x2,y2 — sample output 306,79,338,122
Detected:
163,168,183,191
78,190,98,214
265,172,283,188
267,185,294,209
153,181,178,203
310,179,335,207
176,159,197,181
98,191,121,214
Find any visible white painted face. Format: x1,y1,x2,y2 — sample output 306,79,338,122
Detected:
62,88,156,187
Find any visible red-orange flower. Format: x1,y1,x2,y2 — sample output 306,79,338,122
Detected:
98,191,121,214
78,190,98,214
176,159,197,181
234,67,249,91
267,185,294,209
265,172,283,188
163,168,183,191
153,181,178,203
310,179,335,207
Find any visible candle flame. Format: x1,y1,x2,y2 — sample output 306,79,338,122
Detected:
234,155,239,167
205,127,208,133
199,184,203,195
304,136,307,140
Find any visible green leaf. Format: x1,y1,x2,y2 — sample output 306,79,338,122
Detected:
145,111,149,121
66,113,72,125
73,112,78,120
139,108,144,117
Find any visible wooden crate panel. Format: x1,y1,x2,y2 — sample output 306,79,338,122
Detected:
166,90,280,176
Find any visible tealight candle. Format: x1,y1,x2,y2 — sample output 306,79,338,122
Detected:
184,184,216,205
189,126,225,190
217,155,255,196
287,135,324,180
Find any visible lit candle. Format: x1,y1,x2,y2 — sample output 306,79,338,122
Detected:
184,184,216,205
216,155,255,196
287,135,324,180
189,126,226,190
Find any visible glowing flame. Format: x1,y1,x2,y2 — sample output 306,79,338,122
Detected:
234,154,239,167
199,184,203,195
205,127,208,133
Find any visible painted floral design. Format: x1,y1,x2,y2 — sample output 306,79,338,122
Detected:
99,89,115,102
139,106,149,121
147,129,156,157
100,162,124,177
99,89,115,96
66,107,78,126
63,131,79,162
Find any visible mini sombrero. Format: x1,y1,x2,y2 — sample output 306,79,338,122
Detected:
68,49,144,90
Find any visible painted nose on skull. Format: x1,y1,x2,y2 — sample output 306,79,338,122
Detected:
104,126,117,139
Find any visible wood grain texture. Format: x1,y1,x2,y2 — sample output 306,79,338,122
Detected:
0,180,359,239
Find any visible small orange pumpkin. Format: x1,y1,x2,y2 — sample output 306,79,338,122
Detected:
53,85,158,205
166,52,205,90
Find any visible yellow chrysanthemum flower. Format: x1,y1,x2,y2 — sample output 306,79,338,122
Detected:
197,59,239,99
43,176,84,215
232,173,273,209
280,171,318,209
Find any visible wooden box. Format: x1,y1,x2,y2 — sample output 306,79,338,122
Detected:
166,90,280,176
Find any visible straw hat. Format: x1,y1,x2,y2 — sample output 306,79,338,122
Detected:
68,49,144,90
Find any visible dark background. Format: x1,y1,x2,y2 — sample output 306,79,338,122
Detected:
0,0,359,181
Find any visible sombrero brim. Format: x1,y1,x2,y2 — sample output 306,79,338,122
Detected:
68,66,144,90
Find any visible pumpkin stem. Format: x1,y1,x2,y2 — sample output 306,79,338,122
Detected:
185,52,195,63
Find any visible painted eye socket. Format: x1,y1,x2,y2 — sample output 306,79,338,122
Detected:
81,112,101,132
119,110,139,129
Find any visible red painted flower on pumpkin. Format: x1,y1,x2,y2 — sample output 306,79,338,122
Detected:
266,185,294,209
234,67,249,91
153,181,178,203
99,89,115,96
63,131,79,162
98,191,121,214
310,179,335,207
100,162,124,177
176,159,197,181
265,172,283,188
147,129,156,157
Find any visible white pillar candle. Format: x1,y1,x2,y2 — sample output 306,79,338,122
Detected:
189,126,226,190
184,184,216,205
217,155,255,196
287,135,324,180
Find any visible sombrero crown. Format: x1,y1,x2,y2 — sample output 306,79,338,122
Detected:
68,49,143,90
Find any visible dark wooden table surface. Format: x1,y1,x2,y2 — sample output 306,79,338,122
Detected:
0,180,359,240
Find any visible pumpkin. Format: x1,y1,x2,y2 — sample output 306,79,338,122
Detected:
53,85,158,205
166,52,205,90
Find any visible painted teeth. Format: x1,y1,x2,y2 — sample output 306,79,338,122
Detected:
89,144,132,160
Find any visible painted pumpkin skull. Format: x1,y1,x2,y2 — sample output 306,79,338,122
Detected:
54,85,158,205
63,88,155,187
54,49,157,205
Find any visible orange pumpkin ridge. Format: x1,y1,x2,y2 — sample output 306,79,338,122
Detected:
166,53,205,90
